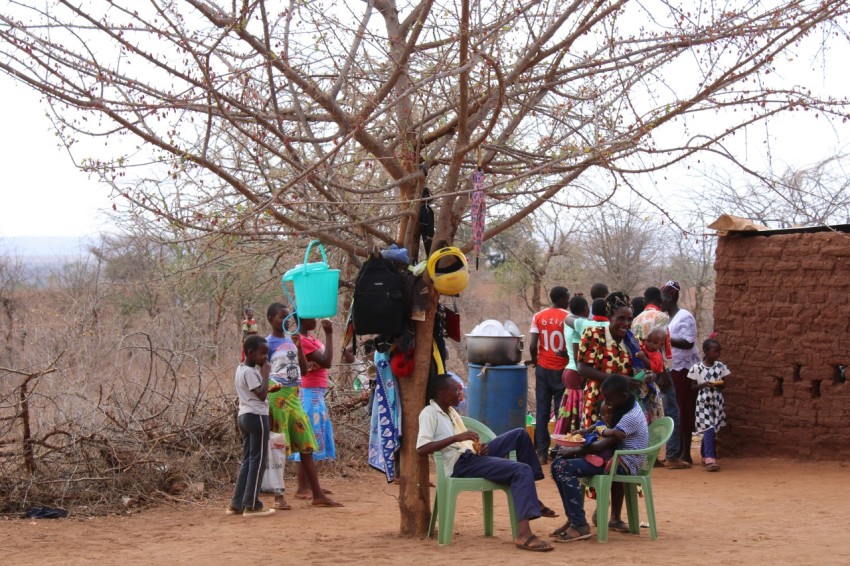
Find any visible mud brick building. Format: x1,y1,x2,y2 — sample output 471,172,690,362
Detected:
712,223,850,459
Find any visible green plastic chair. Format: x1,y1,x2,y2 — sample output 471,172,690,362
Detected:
427,416,519,545
580,416,674,543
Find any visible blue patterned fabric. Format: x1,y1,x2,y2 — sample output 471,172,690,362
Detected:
623,330,647,371
368,352,402,482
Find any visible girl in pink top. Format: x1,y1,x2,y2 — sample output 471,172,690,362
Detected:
291,318,337,500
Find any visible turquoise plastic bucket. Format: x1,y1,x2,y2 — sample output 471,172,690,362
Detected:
281,240,340,319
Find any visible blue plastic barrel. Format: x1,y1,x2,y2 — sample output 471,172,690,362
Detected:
467,364,528,436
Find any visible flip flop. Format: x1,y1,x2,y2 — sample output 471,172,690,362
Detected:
539,505,559,518
706,463,721,472
608,520,630,533
552,527,592,543
516,534,554,552
273,503,292,510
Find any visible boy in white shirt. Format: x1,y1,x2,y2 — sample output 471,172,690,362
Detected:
228,335,275,517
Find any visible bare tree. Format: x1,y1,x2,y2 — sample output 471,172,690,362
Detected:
576,203,664,296
491,205,581,313
664,214,717,339
0,248,25,365
705,154,850,228
3,0,850,534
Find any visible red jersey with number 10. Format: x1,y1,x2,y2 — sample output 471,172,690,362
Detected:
530,307,569,370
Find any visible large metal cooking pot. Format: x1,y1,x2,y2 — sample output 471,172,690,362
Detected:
465,334,525,365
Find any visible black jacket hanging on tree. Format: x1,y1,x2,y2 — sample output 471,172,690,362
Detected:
419,186,435,257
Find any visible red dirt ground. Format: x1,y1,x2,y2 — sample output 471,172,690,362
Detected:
3,457,850,565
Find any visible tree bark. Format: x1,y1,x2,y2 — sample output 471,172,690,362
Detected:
531,272,542,313
397,285,439,536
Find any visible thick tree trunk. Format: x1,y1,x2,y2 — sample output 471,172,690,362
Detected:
397,286,439,536
531,272,543,313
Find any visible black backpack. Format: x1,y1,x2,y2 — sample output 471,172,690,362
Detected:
353,254,406,337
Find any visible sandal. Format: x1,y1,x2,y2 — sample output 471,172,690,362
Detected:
552,526,592,543
608,520,630,533
550,522,570,537
706,463,721,472
539,504,559,518
516,534,554,552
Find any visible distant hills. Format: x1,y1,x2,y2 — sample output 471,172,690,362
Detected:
1,236,95,258
1,237,97,284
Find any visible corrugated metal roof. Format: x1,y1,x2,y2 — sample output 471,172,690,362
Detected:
724,223,850,238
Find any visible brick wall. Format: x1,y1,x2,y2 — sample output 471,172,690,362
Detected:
713,230,850,460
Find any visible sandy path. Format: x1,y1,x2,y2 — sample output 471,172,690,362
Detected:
2,457,850,565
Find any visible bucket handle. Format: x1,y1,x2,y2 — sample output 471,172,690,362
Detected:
304,239,328,266
283,309,300,335
281,281,301,335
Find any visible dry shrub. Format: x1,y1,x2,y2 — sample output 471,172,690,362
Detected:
0,250,372,514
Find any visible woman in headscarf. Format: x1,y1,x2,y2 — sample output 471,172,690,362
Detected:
660,281,701,465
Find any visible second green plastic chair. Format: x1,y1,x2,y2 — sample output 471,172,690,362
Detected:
581,416,674,542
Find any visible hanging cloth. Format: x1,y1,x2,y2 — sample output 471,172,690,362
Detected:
368,352,402,483
444,297,461,342
419,187,435,258
470,168,486,270
432,339,445,375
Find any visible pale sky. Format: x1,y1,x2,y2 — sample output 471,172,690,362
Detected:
0,75,113,238
1,7,849,239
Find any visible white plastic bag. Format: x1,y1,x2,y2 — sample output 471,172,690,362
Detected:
261,432,287,492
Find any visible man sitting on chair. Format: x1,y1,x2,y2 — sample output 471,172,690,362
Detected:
416,374,556,552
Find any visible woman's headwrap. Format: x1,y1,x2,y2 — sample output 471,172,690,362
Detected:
605,291,632,317
661,280,680,301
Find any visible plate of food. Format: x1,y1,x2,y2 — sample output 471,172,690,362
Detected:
551,433,585,448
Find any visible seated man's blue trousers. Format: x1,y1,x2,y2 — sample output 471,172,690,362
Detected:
451,428,543,521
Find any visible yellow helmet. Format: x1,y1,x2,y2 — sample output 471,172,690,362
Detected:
427,246,469,296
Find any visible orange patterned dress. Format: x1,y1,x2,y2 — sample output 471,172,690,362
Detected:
576,325,632,428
